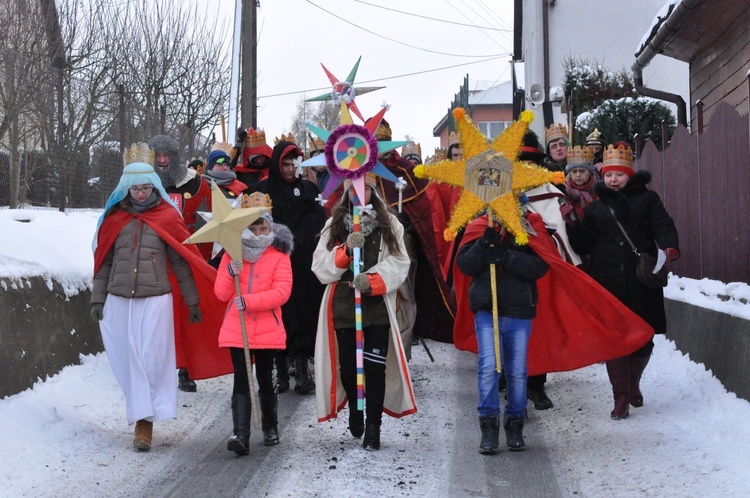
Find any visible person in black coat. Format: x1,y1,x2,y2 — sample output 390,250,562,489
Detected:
566,144,679,420
250,141,326,395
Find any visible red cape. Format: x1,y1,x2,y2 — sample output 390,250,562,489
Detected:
453,213,654,376
94,202,232,380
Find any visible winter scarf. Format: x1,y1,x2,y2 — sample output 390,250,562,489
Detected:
344,211,379,237
202,169,237,187
128,192,159,213
565,175,597,208
241,230,275,263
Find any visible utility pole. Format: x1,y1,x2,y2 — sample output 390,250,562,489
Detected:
240,0,258,130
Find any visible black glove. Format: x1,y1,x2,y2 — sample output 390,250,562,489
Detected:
90,303,104,321
235,128,247,149
188,304,202,323
486,246,507,266
481,226,499,247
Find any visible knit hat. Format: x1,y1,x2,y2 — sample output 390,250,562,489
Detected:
207,150,232,170
565,146,598,175
601,143,634,177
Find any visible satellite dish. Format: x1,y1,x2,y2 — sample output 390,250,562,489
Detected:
527,84,545,108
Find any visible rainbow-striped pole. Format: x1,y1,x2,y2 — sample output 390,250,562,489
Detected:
352,205,365,410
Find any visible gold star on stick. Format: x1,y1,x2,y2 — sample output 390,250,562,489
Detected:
183,180,265,263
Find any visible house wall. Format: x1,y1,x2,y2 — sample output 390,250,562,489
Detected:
689,6,750,129
471,107,513,123
521,0,690,142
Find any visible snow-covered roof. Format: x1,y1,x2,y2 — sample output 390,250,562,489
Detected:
635,0,682,57
468,80,513,106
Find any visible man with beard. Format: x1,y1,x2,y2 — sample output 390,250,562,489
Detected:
148,134,213,393
251,141,326,395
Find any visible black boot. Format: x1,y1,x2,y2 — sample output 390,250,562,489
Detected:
362,423,380,451
260,393,280,446
227,393,251,455
526,374,553,410
293,355,315,395
348,401,365,438
178,368,197,393
478,414,500,455
629,354,651,408
275,355,290,393
503,415,525,451
606,356,631,420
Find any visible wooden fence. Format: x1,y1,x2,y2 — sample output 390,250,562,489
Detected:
635,101,750,284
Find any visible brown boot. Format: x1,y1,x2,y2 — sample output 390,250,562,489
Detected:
133,420,153,451
606,357,630,420
629,354,651,407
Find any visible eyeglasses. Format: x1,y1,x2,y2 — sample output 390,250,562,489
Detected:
129,184,154,194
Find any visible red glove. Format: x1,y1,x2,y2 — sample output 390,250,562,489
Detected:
558,201,577,224
664,248,680,261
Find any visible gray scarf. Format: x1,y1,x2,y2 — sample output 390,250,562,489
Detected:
344,212,379,237
241,230,275,263
129,192,158,213
202,169,237,187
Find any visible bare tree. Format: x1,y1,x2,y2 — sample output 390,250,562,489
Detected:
289,98,339,156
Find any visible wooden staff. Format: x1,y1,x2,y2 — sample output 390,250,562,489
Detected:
233,267,261,430
486,206,502,373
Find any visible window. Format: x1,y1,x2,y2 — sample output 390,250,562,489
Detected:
477,121,512,139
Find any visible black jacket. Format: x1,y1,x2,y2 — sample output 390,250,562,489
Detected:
456,229,549,319
566,170,679,333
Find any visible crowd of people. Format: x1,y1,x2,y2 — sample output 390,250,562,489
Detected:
90,118,679,457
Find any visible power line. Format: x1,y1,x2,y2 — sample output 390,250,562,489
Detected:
258,55,509,99
306,0,507,58
353,0,511,32
442,0,510,48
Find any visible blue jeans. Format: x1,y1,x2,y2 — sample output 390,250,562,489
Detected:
475,311,531,418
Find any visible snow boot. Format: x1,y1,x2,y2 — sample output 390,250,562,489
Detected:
348,402,365,438
177,368,197,393
629,354,651,408
293,355,315,395
227,393,251,455
260,393,279,446
606,356,630,420
478,414,500,455
133,419,153,451
527,374,553,410
362,423,380,451
275,355,290,393
503,415,525,451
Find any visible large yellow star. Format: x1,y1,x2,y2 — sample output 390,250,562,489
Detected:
415,109,564,245
183,180,265,264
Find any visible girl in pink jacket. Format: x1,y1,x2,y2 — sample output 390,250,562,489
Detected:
214,193,293,455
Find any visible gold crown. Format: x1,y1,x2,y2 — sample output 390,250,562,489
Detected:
274,133,296,145
586,128,604,145
374,122,392,141
433,147,447,162
545,123,568,143
448,131,460,146
567,146,595,165
309,136,325,152
402,141,421,159
211,140,236,161
602,144,634,168
123,143,154,168
241,191,273,209
245,128,268,148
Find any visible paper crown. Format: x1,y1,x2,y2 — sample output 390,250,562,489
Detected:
586,128,605,146
567,146,595,165
448,131,460,146
245,128,268,148
402,140,422,159
309,136,325,153
545,123,568,143
343,172,377,191
123,143,154,168
374,121,392,141
241,191,273,209
274,132,296,145
211,141,236,160
433,147,447,162
602,144,634,168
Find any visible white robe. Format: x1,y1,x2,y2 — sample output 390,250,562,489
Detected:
99,294,177,425
525,183,583,266
312,213,417,422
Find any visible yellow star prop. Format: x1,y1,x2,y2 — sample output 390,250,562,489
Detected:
183,180,266,264
415,109,565,245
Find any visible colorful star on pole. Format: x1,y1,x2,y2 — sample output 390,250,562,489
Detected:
415,109,565,245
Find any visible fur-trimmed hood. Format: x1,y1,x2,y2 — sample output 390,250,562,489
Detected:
594,170,652,221
271,222,294,254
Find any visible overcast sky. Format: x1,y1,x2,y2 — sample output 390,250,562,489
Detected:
194,0,515,155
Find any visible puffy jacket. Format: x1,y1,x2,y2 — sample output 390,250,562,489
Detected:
456,229,549,319
214,226,293,349
92,204,198,305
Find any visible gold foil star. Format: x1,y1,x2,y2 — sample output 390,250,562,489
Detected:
183,180,265,263
415,109,564,245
